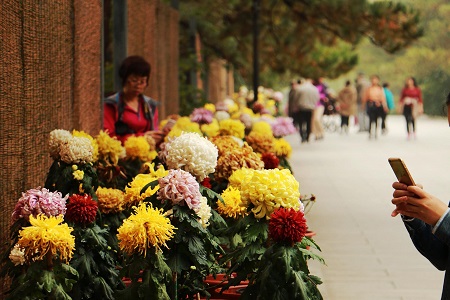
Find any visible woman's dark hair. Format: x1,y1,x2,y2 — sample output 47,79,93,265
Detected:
382,82,389,88
405,77,418,88
345,80,351,86
119,55,151,87
446,92,450,106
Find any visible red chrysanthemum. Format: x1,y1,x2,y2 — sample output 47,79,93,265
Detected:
65,194,98,226
200,177,212,189
261,152,280,169
269,208,307,245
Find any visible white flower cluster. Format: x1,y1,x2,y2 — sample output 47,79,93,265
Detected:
194,196,212,228
9,244,25,266
165,132,218,181
49,129,94,164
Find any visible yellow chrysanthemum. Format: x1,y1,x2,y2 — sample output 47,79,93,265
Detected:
124,164,169,207
215,144,264,182
251,121,273,136
124,136,155,161
166,117,202,138
217,186,248,219
241,107,256,117
210,135,241,156
96,187,125,214
273,138,292,158
96,130,126,165
72,170,84,181
240,169,300,219
17,214,75,263
227,102,239,114
200,119,220,137
228,168,255,191
73,129,98,161
204,103,216,113
117,203,176,256
218,119,245,139
245,131,274,154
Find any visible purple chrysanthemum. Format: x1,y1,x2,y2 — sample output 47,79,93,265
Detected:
190,108,214,125
12,187,68,222
157,169,202,210
271,117,297,137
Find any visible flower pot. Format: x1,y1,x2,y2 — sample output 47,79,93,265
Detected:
215,285,248,299
205,273,248,298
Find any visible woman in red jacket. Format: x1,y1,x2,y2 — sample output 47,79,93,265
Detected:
103,55,163,144
399,77,423,140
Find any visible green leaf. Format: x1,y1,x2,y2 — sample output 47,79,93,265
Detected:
140,179,159,196
40,270,56,293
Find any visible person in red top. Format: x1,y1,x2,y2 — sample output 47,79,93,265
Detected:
103,56,163,144
399,77,423,140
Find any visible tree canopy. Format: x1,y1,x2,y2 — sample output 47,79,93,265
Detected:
177,0,423,85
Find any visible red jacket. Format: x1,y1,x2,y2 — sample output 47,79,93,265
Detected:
103,93,159,144
400,87,422,104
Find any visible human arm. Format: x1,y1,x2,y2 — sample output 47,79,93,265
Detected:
103,103,118,138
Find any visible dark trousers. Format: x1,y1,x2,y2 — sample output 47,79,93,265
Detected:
297,110,313,142
341,115,350,127
366,102,384,135
403,105,415,133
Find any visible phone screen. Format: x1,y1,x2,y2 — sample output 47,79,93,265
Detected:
389,158,415,186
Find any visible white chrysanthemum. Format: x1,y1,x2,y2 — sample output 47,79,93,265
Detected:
165,132,218,181
194,196,212,228
59,136,94,164
214,111,230,122
9,244,25,266
49,129,72,159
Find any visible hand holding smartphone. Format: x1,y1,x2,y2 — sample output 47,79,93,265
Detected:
388,158,416,186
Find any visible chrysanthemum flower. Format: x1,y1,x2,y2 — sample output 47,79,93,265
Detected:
218,119,246,139
157,169,202,211
239,113,253,130
49,129,72,160
214,111,230,121
96,187,125,214
215,143,264,182
124,136,155,161
217,186,247,219
269,208,308,245
273,138,292,158
271,117,297,138
228,168,255,191
17,214,75,263
9,244,25,266
166,117,202,138
165,132,218,181
200,119,220,137
245,131,274,154
204,103,216,113
96,130,126,165
73,170,84,181
73,129,99,161
194,196,212,228
261,153,280,169
12,187,68,222
65,194,98,226
117,203,176,256
240,169,301,219
59,136,94,164
252,121,273,136
190,108,214,125
200,177,212,189
210,135,241,156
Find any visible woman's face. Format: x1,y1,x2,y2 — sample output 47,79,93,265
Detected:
406,78,414,87
371,76,379,85
123,74,148,97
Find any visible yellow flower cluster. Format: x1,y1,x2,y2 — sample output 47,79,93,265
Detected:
217,186,247,219
124,164,168,207
124,136,156,162
273,138,292,158
215,144,264,182
72,170,84,181
204,103,216,113
73,129,99,161
210,136,241,156
251,121,274,136
239,169,301,219
96,187,125,214
17,214,75,263
245,131,274,154
201,119,220,137
166,117,202,139
96,130,125,165
117,203,176,256
218,119,245,139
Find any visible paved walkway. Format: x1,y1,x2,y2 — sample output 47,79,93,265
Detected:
285,114,450,300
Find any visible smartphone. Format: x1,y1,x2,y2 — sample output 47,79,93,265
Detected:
388,158,416,186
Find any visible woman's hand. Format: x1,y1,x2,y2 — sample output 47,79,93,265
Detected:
145,130,164,145
391,182,448,226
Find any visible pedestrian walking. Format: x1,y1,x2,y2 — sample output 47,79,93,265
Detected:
362,75,388,139
312,77,328,140
355,72,370,132
288,79,300,129
398,77,423,140
381,82,395,134
336,80,357,134
391,91,450,300
293,78,320,143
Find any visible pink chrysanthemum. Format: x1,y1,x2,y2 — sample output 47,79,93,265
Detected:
271,117,297,138
65,194,98,226
269,208,308,246
261,153,280,169
190,108,214,125
12,187,68,222
157,169,202,210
